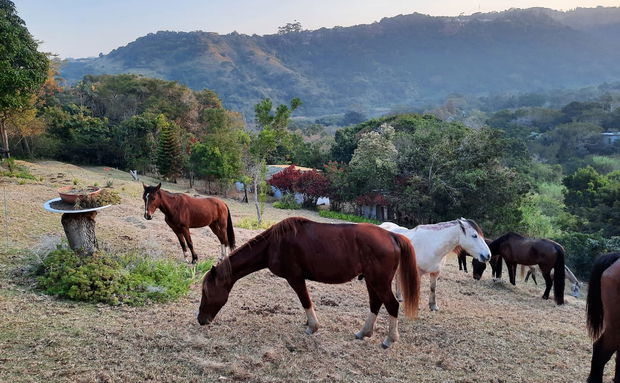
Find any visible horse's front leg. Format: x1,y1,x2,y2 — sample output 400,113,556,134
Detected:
174,231,189,262
429,271,440,311
286,278,319,334
506,262,517,285
181,227,198,264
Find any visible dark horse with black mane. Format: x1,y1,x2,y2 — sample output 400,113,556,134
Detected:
586,252,620,383
197,217,421,348
472,232,565,305
142,183,235,263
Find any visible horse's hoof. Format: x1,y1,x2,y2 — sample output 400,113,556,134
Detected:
355,332,364,340
381,340,391,349
429,305,439,311
305,327,317,335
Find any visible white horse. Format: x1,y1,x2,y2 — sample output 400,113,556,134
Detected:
523,264,582,297
380,218,491,311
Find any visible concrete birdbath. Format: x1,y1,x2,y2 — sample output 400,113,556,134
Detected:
43,189,112,255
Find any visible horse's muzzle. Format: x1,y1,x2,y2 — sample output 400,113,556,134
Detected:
197,314,211,326
473,273,482,281
144,213,152,220
479,253,491,262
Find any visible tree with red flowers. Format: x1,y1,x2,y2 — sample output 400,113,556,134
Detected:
295,169,331,207
268,165,301,194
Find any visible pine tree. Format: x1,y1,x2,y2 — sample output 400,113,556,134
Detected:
155,114,183,181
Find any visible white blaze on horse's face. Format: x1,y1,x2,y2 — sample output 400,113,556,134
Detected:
144,193,151,220
457,219,491,263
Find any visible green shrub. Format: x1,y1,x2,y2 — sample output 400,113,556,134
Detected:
236,217,275,230
273,194,301,210
0,158,37,180
553,232,620,280
34,247,212,305
318,210,380,224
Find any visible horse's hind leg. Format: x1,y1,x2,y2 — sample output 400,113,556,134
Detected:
209,222,228,261
356,282,382,340
181,227,198,264
286,278,319,334
375,285,400,349
541,270,553,300
587,335,614,383
429,272,440,311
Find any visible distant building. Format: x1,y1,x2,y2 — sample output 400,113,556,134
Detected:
602,132,620,145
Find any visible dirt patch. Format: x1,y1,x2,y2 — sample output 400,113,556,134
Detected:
0,161,613,382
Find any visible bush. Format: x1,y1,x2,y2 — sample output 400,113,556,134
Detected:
318,210,380,224
0,158,37,180
273,193,301,209
553,232,620,280
34,247,212,305
236,217,275,230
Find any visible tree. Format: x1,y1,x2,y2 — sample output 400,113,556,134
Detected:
348,124,397,198
295,170,330,207
268,165,301,194
277,20,302,34
0,0,49,157
249,98,301,223
155,115,183,181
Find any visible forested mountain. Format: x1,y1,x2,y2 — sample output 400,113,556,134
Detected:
60,7,620,116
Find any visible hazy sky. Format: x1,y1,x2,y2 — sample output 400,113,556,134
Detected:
12,0,619,58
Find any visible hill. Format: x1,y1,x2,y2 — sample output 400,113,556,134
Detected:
61,7,620,116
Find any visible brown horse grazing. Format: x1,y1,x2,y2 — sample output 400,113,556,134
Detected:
197,217,421,349
586,252,620,383
142,183,235,264
477,232,565,305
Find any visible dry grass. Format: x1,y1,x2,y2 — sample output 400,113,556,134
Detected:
0,161,614,382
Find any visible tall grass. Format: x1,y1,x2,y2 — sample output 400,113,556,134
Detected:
318,210,380,224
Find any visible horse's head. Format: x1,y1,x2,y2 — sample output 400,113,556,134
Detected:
472,258,487,280
197,264,230,326
571,282,581,297
142,183,161,220
457,218,491,263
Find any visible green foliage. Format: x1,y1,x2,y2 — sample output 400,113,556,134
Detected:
155,115,183,181
35,247,213,306
318,210,380,224
236,217,275,230
0,0,48,112
563,166,620,237
553,232,620,279
0,158,36,180
74,189,122,209
273,193,301,210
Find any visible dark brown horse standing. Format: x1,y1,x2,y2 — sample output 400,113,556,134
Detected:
142,183,235,263
197,217,420,348
586,252,620,383
473,232,565,305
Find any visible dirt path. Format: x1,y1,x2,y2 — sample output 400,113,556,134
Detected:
0,161,611,382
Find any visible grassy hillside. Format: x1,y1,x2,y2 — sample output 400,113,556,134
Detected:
61,7,620,116
0,160,612,382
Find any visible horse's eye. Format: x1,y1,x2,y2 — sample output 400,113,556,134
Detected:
472,234,478,238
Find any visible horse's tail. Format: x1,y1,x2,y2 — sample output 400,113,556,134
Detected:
552,243,565,305
392,233,420,319
226,205,236,249
587,253,620,339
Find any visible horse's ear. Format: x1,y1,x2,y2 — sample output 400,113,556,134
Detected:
210,265,217,278
142,182,147,190
155,183,161,191
458,219,466,234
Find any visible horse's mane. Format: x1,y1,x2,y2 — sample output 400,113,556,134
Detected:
463,219,484,236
